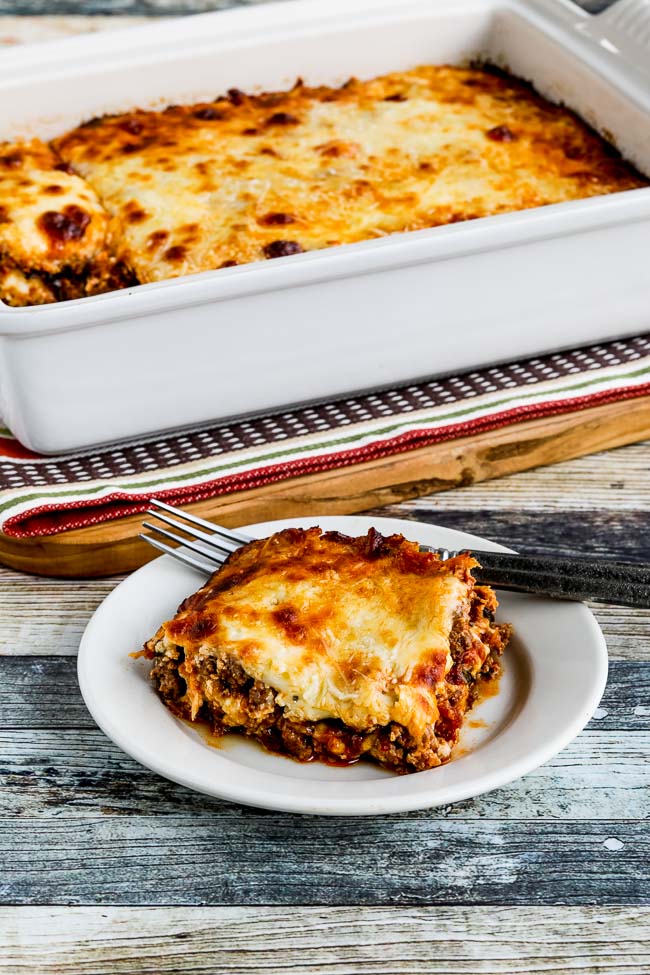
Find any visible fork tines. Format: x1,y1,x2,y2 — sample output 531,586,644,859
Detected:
140,497,252,573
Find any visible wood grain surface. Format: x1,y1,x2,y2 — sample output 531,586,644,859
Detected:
3,906,647,975
2,442,649,967
0,0,608,18
0,7,647,973
3,395,650,578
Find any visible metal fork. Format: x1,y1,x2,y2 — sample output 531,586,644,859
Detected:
140,498,650,607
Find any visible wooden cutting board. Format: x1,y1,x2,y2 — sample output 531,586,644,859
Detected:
2,393,650,578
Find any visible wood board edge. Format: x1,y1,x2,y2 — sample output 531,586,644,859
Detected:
1,395,649,578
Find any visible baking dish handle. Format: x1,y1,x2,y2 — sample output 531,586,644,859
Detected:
578,0,650,79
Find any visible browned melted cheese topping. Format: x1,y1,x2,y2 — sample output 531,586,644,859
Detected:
1,65,646,305
142,527,513,773
0,139,131,305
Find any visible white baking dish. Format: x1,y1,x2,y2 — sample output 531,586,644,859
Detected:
1,0,649,453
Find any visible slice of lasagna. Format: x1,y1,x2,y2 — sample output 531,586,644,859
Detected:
140,527,512,773
0,139,132,306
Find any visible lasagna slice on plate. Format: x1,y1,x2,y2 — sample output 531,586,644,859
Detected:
141,527,512,774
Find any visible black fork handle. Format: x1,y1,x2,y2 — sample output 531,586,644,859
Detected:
468,550,650,607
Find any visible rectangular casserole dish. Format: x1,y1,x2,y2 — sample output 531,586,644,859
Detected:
1,0,649,453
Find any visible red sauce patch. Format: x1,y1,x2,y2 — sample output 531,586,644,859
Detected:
263,239,303,259
258,211,296,226
38,205,90,244
486,124,517,142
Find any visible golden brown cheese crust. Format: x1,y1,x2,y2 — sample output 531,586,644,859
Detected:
142,527,512,773
53,65,646,285
3,64,646,306
0,139,132,306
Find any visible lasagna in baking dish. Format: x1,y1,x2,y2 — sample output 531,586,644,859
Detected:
1,64,646,306
140,527,512,773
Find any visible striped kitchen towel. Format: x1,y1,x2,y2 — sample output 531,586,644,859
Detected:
1,333,649,538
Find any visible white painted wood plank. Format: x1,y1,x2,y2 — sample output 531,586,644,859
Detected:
0,569,119,656
2,906,649,974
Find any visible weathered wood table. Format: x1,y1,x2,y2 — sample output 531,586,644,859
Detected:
1,6,649,972
2,441,649,972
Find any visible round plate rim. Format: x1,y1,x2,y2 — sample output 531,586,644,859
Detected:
77,514,608,816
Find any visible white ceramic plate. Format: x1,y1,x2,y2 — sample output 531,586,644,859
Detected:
78,515,608,816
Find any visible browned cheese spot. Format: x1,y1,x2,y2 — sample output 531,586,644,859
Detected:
119,117,145,135
265,112,300,127
0,152,22,169
486,124,517,142
147,229,169,250
164,244,186,262
38,205,91,244
194,106,225,121
273,606,306,642
316,140,360,159
413,653,448,689
188,615,216,641
263,239,304,259
127,207,148,224
258,212,296,226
